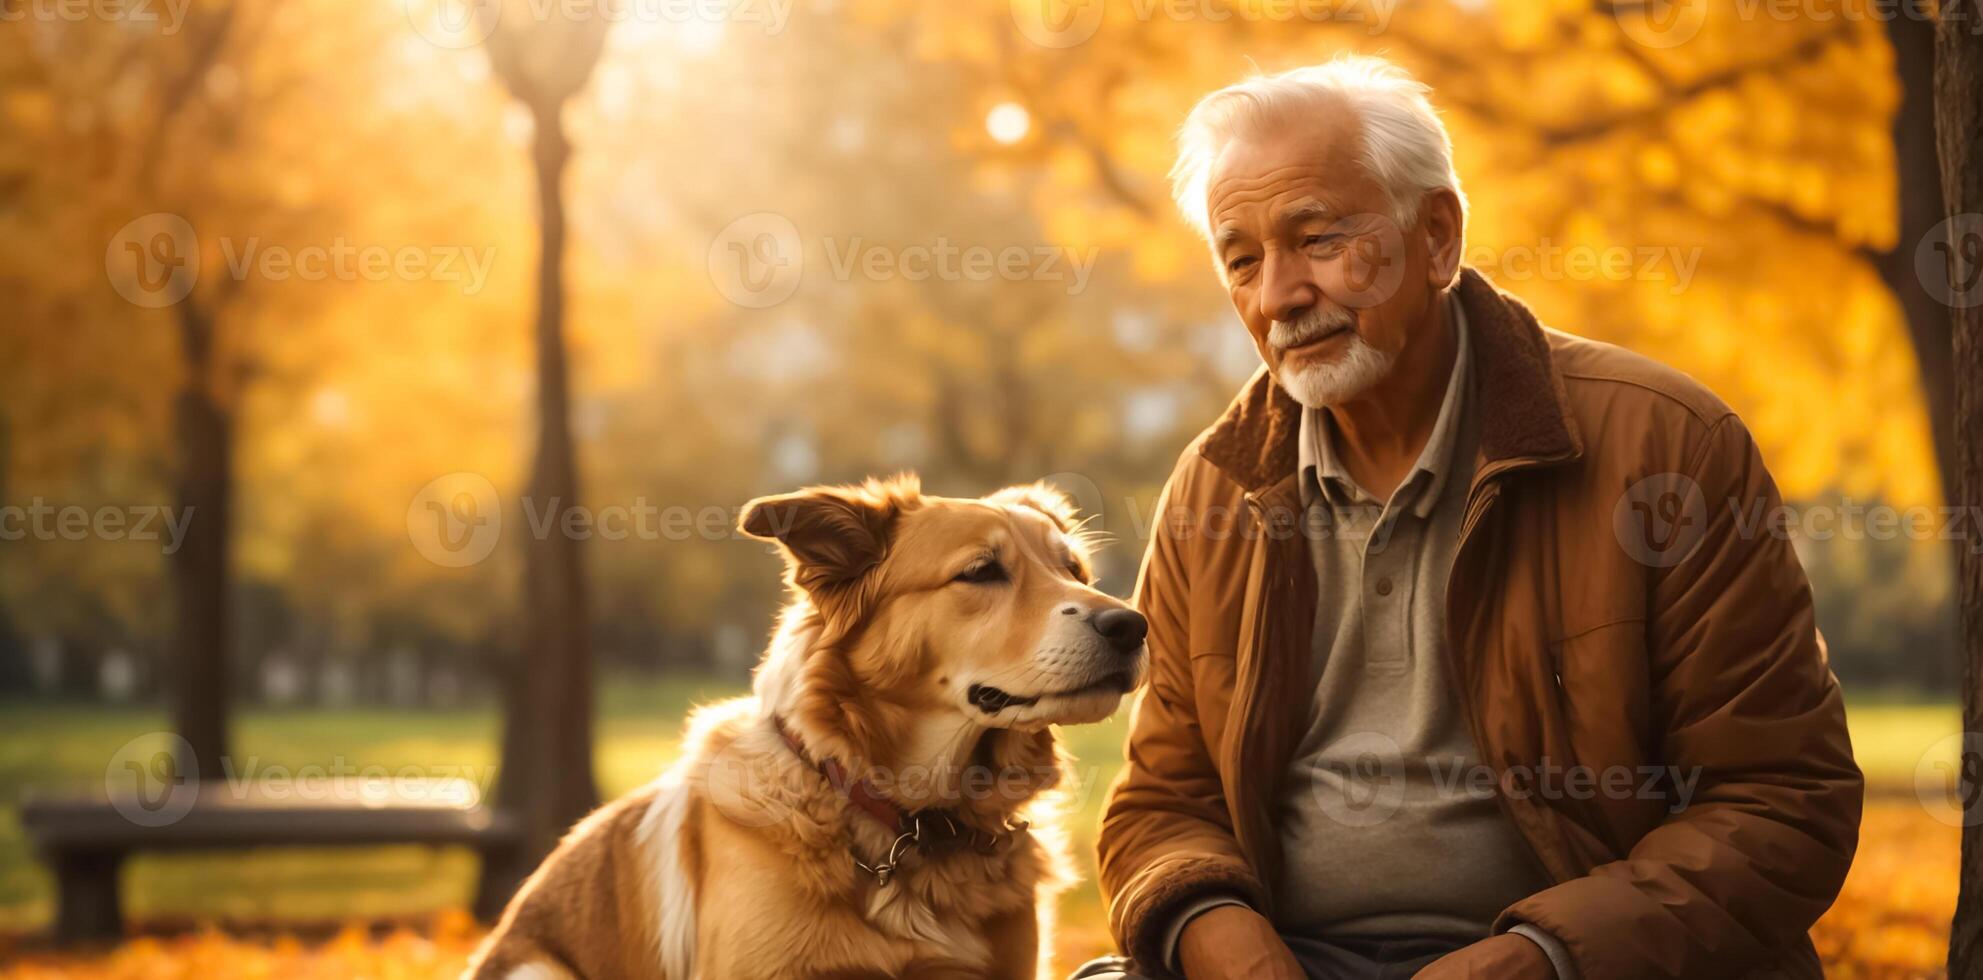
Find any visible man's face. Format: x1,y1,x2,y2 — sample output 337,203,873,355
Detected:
1205,100,1450,407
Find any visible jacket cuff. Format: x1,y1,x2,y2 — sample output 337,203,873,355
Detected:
1494,875,1666,979
1506,922,1578,980
1113,854,1267,972
1160,894,1250,973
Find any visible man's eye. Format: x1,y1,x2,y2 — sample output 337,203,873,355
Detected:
1226,255,1257,274
954,560,1008,584
1303,234,1341,250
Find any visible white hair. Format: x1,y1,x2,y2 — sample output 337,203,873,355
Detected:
1169,54,1465,240
1269,307,1396,407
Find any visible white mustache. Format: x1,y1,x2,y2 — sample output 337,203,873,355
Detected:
1269,308,1356,350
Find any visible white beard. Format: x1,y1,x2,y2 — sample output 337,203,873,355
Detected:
1270,310,1396,408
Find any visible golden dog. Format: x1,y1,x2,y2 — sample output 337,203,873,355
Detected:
466,476,1146,979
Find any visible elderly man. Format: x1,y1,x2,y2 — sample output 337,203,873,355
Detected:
1079,56,1861,980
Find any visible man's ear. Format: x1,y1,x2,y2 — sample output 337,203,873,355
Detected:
1421,187,1465,289
739,476,919,593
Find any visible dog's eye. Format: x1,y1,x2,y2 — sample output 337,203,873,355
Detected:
1065,561,1087,582
954,560,1007,585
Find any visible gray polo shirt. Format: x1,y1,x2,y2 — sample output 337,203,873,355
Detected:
1162,295,1571,976
1273,295,1553,941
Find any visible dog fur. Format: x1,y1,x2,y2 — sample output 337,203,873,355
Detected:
465,476,1144,979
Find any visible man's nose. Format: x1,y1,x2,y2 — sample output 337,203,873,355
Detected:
1091,607,1149,656
1259,248,1320,325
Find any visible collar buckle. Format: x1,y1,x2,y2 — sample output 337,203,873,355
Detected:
775,716,1031,887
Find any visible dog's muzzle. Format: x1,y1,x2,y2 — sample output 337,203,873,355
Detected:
967,670,1137,715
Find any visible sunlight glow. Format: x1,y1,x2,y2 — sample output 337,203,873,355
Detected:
985,101,1030,145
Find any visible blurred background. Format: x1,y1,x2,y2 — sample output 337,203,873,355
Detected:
0,0,1968,975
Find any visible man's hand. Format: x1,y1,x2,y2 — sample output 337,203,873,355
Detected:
1412,933,1553,979
1175,904,1305,980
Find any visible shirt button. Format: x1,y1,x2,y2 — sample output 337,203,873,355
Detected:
1375,577,1394,596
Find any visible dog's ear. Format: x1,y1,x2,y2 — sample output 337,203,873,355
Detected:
989,481,1080,531
740,476,920,593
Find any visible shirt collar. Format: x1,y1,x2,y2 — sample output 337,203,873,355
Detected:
1298,291,1473,517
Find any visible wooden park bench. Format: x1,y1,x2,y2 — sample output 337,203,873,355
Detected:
21,778,524,943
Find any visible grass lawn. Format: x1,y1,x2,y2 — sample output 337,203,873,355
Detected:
0,682,1960,975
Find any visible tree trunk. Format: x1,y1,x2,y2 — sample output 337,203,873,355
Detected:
0,413,21,696
168,298,231,780
1887,14,1957,507
1936,2,1983,974
492,97,599,869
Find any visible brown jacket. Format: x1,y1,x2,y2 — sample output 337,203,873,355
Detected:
1097,269,1862,979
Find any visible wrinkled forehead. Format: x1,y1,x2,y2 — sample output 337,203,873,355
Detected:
887,498,1084,569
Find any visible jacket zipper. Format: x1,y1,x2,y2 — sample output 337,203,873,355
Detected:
1441,473,1564,887
1228,490,1275,882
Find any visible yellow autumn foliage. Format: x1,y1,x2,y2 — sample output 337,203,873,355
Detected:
0,804,1953,979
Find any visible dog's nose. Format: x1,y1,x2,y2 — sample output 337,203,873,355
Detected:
1092,607,1148,655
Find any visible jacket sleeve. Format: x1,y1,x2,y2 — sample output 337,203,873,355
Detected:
1097,456,1269,970
1496,413,1863,978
